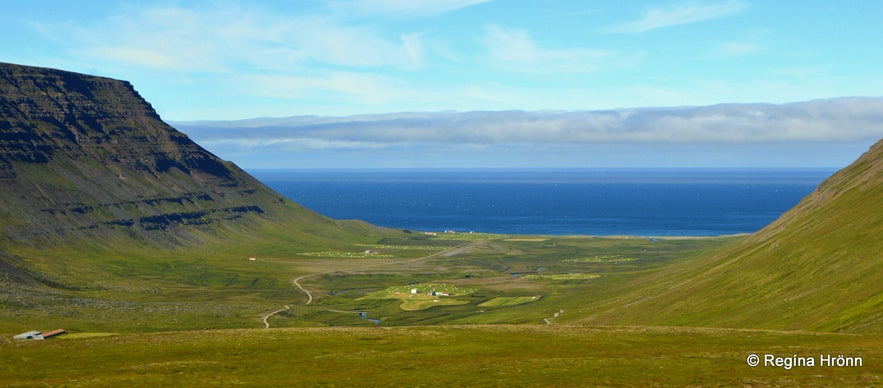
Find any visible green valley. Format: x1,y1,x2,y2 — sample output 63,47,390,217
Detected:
3,232,880,386
1,62,881,386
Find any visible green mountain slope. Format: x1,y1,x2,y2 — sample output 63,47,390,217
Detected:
577,139,883,333
0,62,392,284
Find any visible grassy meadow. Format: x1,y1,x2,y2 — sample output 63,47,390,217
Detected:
0,233,731,332
1,325,879,386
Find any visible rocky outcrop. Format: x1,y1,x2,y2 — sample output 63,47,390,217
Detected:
0,62,318,246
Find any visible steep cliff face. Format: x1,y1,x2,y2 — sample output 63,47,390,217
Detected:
0,62,326,246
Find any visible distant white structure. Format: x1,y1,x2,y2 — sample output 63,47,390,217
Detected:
13,329,65,340
249,256,256,261
410,288,419,294
14,330,42,340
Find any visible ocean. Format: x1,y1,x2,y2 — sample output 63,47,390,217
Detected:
249,169,835,236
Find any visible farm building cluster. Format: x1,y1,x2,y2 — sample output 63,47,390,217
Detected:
410,288,451,297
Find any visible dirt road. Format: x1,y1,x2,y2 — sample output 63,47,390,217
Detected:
260,305,290,329
544,309,564,325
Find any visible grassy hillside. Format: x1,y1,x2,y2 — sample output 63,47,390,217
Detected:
574,139,883,333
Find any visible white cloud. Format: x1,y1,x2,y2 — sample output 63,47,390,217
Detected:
334,0,493,17
482,24,637,73
172,98,883,168
709,41,762,57
400,32,427,67
203,137,389,151
609,1,747,33
281,17,427,69
87,47,185,70
244,72,416,105
57,7,232,72
177,98,883,148
56,5,427,72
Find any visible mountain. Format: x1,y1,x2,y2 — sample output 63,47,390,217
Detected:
577,139,883,333
0,62,380,253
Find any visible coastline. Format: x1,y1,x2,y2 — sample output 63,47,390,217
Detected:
420,230,752,240
252,168,830,237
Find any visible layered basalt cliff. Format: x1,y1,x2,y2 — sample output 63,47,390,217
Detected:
0,62,317,246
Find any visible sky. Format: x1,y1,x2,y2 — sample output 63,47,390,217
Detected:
3,0,883,168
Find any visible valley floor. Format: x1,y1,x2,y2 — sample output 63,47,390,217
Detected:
1,325,879,386
2,233,879,386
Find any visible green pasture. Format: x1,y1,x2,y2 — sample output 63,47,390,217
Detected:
478,296,540,307
0,234,743,332
522,273,601,281
1,326,879,387
359,283,477,311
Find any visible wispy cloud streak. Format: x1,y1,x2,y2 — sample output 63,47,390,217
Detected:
609,1,747,33
482,24,637,73
334,0,493,17
50,5,431,72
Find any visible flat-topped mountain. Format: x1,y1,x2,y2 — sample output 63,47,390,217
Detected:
0,62,359,248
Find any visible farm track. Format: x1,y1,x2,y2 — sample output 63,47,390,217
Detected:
544,309,564,325
260,305,290,328
261,241,483,328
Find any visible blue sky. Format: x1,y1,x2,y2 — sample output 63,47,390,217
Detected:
3,1,883,168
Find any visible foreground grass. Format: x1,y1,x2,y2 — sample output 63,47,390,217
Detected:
1,325,879,386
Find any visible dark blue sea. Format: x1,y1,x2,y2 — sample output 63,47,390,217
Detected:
249,169,835,236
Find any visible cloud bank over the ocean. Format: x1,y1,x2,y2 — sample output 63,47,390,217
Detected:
174,97,883,169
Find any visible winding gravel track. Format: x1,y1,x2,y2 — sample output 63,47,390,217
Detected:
260,305,290,329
